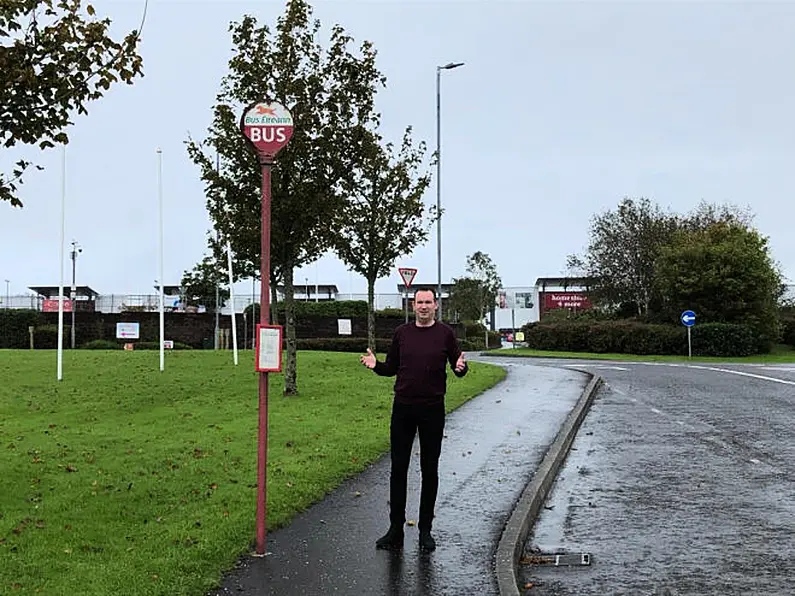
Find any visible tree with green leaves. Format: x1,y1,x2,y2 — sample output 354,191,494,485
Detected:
448,276,485,322
1,0,144,207
449,252,501,346
179,253,230,311
568,197,762,317
567,197,680,316
331,127,434,350
185,0,384,395
654,221,783,348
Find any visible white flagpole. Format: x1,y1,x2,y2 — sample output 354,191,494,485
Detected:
57,146,66,380
157,148,165,372
227,240,238,365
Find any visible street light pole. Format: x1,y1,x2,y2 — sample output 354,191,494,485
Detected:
69,240,81,349
436,61,464,321
4,279,9,310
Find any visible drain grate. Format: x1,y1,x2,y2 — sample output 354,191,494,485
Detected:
520,552,591,567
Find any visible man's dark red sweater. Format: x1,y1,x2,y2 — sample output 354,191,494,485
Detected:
373,321,468,405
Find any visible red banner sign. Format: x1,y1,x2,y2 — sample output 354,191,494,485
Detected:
42,299,73,312
543,292,592,310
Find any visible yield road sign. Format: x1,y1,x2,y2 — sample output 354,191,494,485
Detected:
398,267,418,288
681,310,696,327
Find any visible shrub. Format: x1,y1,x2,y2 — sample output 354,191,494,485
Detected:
780,317,795,348
132,341,193,350
33,324,70,349
0,309,41,348
520,319,767,356
81,340,121,349
296,338,392,353
689,323,759,357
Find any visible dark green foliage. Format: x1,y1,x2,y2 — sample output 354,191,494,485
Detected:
781,313,795,347
128,341,193,350
80,340,193,350
296,338,392,353
0,309,39,348
1,0,144,207
655,222,782,351
32,324,70,349
690,323,758,357
520,320,771,357
80,339,120,349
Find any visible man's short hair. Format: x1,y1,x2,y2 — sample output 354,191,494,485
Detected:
413,287,437,300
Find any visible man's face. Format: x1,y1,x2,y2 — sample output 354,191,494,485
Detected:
413,291,437,322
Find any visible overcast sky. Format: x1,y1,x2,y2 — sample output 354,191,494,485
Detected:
3,0,795,298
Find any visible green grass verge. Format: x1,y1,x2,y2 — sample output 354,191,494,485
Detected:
483,343,795,363
0,350,505,595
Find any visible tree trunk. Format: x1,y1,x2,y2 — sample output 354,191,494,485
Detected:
270,277,279,325
283,266,298,395
367,276,376,352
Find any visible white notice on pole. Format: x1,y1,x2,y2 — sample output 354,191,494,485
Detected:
338,319,352,335
257,327,281,371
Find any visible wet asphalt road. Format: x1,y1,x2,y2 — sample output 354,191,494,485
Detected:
207,361,589,596
513,359,795,596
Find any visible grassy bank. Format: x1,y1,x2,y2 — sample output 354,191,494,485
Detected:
0,350,506,595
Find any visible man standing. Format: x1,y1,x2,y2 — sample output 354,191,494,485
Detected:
360,288,467,552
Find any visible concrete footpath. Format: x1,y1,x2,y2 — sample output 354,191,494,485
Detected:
207,359,598,596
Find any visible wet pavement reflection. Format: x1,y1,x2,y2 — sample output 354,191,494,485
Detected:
207,361,588,595
517,359,795,595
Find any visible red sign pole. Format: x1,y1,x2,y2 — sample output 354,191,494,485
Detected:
256,158,272,555
240,100,294,556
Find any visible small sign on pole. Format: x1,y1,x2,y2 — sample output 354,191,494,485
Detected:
255,324,283,372
398,267,418,323
240,100,294,556
680,309,696,358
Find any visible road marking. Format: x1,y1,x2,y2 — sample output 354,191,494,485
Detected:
686,365,795,386
760,367,795,372
565,364,629,371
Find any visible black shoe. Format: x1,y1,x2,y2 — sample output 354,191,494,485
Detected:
419,530,436,552
375,525,404,550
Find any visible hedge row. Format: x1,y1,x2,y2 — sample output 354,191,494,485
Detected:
783,317,795,348
519,321,765,357
246,300,403,318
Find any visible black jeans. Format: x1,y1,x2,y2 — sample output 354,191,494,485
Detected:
388,400,446,531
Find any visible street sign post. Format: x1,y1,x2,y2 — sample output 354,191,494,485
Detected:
240,100,294,556
681,309,696,358
398,267,418,323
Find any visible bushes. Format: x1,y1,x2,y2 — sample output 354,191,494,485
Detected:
459,322,501,350
782,317,795,348
690,323,759,357
80,340,194,350
0,309,40,348
520,320,767,357
33,324,70,349
296,338,392,353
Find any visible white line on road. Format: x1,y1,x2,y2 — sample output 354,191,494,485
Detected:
686,365,795,386
564,364,629,371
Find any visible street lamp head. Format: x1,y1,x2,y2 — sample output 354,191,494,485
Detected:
439,62,464,70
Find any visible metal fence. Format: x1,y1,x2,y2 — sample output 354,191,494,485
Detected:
0,292,405,314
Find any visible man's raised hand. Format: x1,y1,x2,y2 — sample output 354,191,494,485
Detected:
360,348,376,369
